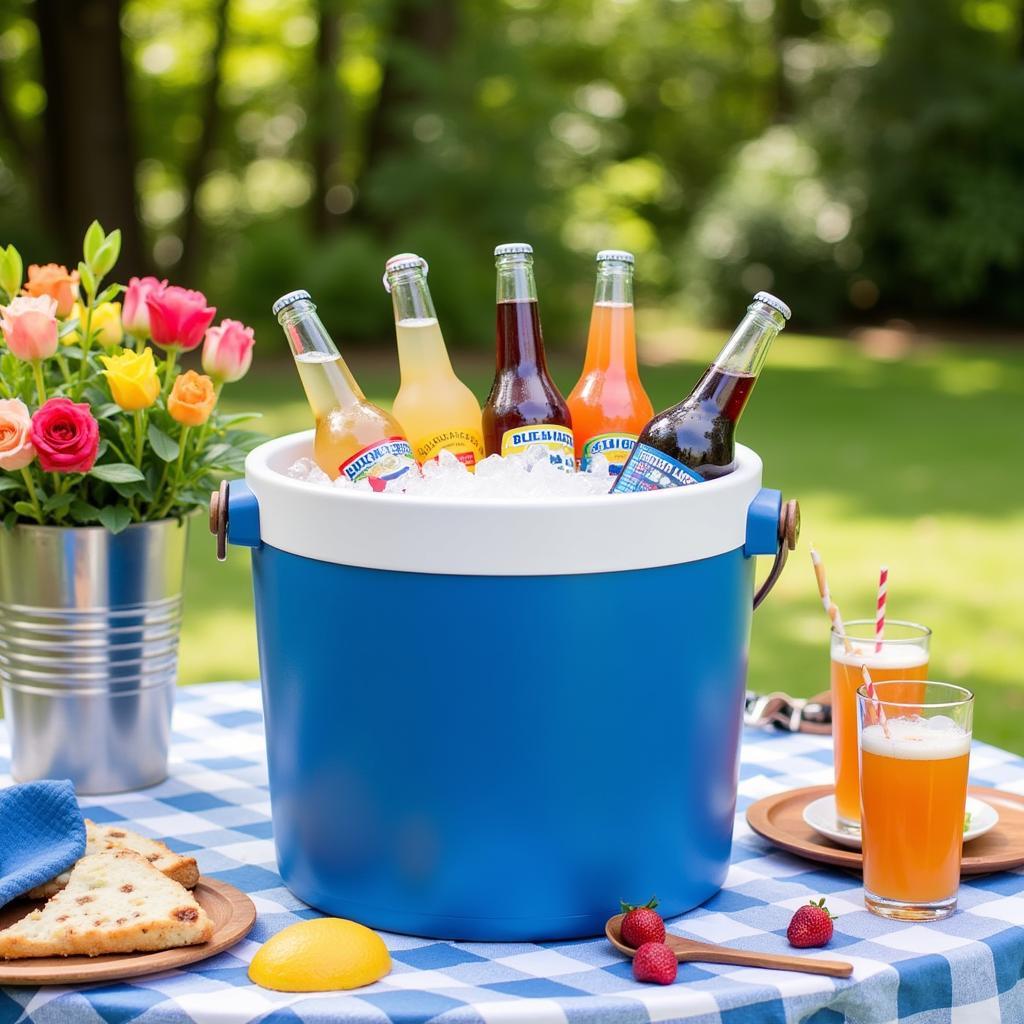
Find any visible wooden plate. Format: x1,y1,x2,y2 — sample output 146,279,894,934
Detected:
746,785,1024,876
0,877,256,986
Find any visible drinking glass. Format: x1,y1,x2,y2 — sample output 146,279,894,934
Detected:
858,681,973,921
831,619,930,830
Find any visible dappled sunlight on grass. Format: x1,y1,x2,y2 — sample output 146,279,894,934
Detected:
180,330,1022,753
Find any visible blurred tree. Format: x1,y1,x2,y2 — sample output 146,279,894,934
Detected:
34,0,147,272
0,0,1019,338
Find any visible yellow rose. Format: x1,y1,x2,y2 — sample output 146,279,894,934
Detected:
64,301,124,349
62,302,85,346
90,301,124,349
100,347,160,411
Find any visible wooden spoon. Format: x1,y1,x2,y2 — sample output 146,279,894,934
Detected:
606,914,853,978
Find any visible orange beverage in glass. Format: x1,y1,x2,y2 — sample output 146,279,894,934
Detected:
858,681,973,921
830,620,930,829
567,250,653,475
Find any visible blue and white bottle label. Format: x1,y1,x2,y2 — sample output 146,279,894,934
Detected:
501,425,575,474
580,432,638,474
612,443,704,492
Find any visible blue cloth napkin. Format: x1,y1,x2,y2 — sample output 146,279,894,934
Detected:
0,779,86,908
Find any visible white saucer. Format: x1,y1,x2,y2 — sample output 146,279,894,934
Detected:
803,794,999,850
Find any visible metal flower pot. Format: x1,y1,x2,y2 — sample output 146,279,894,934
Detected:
0,517,190,794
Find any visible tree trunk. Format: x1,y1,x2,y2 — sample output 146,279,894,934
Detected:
34,0,147,274
177,0,231,283
355,0,457,230
310,0,344,237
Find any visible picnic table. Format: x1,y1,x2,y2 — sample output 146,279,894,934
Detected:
2,680,1023,1024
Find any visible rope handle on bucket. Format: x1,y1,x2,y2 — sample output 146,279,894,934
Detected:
752,498,800,611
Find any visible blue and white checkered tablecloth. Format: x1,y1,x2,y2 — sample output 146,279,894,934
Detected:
2,681,1023,1024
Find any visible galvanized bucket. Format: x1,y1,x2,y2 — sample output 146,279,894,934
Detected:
0,518,189,794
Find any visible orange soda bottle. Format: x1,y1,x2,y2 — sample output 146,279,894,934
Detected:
567,250,653,474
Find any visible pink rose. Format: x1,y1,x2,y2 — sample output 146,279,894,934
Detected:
0,398,36,471
145,286,216,352
201,319,255,383
1,295,59,362
30,397,99,474
122,275,168,338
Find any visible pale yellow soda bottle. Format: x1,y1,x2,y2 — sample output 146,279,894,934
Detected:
384,254,485,469
274,289,417,488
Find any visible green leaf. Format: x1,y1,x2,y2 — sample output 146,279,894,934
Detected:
42,492,75,514
77,261,96,299
94,403,122,420
0,476,22,493
60,345,84,360
69,499,100,523
90,463,145,483
0,243,22,297
199,442,232,465
97,505,132,534
92,232,121,279
3,510,16,531
13,501,38,520
84,386,109,407
110,478,153,501
83,220,104,266
95,283,124,305
58,318,80,340
216,412,263,428
147,422,180,462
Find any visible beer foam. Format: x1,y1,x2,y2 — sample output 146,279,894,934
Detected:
861,717,971,760
832,640,928,670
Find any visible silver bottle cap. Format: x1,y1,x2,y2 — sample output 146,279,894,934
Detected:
494,242,533,257
753,291,791,321
272,289,312,317
596,249,634,264
383,253,429,293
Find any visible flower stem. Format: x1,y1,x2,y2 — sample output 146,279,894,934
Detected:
19,468,44,523
77,305,95,388
192,382,222,456
133,411,145,467
163,349,178,394
32,362,46,407
155,425,190,519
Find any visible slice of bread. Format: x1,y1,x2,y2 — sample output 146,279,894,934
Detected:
0,851,213,959
26,820,199,900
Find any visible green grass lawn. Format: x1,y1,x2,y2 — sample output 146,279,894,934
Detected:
187,326,1024,754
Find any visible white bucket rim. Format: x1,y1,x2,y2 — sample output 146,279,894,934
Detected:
244,431,764,576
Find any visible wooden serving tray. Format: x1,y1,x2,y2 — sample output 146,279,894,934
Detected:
0,877,256,986
746,785,1024,876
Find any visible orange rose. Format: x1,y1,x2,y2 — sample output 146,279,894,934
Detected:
167,370,217,427
24,264,79,318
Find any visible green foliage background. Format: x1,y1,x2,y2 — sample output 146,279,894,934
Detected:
1,0,1022,342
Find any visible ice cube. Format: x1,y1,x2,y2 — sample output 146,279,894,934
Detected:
287,457,330,484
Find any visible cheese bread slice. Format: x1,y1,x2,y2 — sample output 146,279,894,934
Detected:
0,851,213,959
26,820,199,900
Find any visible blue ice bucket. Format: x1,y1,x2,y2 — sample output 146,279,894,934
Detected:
219,430,797,940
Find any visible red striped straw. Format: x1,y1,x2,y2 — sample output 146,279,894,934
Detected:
874,565,889,653
861,664,889,733
810,546,889,736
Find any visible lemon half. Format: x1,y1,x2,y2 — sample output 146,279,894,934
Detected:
249,918,391,992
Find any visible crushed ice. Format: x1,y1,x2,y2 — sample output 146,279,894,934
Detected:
285,447,615,499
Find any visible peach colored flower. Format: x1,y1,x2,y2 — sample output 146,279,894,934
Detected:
168,370,217,427
0,398,36,471
0,295,59,361
24,263,79,318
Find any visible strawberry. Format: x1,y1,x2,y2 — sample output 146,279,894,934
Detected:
632,942,678,985
786,898,836,948
620,896,666,947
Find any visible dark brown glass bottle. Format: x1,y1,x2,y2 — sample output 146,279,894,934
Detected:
611,292,790,492
481,243,574,471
